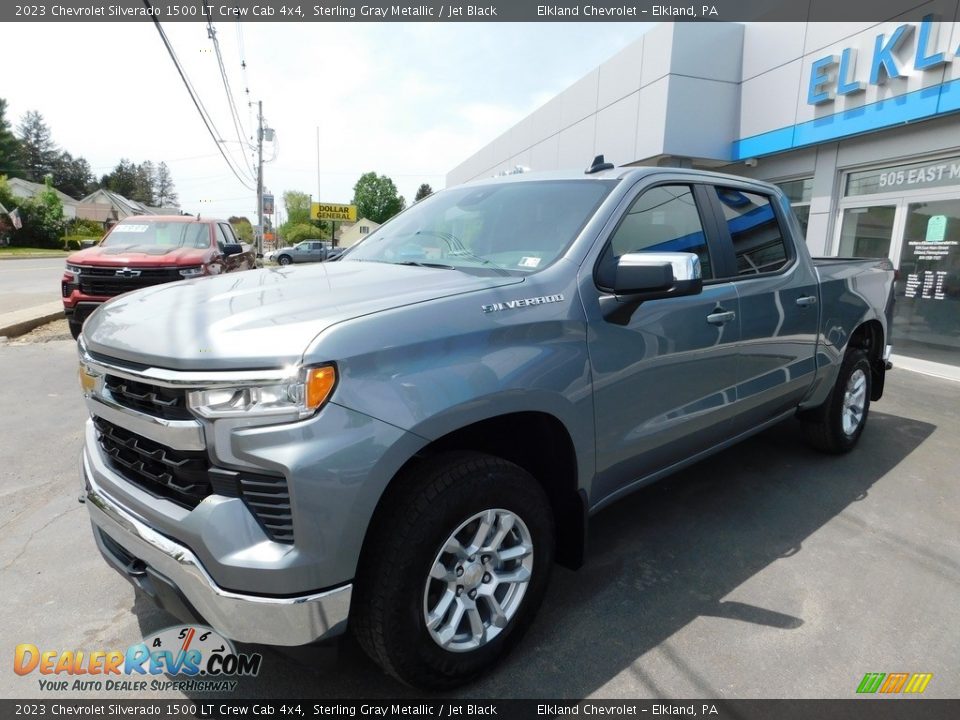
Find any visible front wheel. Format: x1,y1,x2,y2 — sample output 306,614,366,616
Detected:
352,452,554,689
801,348,872,453
68,320,82,340
277,255,292,266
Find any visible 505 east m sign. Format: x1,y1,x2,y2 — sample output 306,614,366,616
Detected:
808,15,959,105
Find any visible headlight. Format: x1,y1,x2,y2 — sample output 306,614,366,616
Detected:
187,365,337,421
179,266,204,278
65,263,84,280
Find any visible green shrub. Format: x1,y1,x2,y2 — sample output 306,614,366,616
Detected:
62,235,98,250
67,218,105,237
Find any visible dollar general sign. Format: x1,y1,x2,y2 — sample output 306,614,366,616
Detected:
311,203,357,222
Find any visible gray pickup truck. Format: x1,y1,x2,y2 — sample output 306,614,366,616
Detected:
77,165,894,689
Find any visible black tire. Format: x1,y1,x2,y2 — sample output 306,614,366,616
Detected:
277,255,292,266
801,348,872,453
69,320,82,340
352,452,554,689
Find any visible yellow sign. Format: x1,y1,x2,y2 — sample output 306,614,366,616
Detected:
311,202,357,222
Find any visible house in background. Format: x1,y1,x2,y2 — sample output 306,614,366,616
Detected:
77,188,180,226
6,177,80,219
338,218,380,248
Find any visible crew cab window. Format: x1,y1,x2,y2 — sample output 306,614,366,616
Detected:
597,184,712,288
714,188,789,276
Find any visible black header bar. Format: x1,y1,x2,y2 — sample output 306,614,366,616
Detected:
2,700,960,720
3,0,956,23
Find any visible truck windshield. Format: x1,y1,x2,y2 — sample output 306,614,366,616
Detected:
101,221,209,250
343,180,616,274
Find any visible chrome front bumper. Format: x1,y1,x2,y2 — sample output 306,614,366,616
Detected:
83,457,352,646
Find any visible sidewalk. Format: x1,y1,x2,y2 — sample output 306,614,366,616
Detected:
0,301,64,339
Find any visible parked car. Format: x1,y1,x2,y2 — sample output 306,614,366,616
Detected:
62,215,255,339
276,239,333,265
77,166,894,689
325,247,345,262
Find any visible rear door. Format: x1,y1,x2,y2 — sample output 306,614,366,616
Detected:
704,184,820,426
582,181,742,504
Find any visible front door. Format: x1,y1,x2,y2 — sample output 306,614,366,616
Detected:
583,183,742,505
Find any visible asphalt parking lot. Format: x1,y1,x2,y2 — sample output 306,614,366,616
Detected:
1,335,958,700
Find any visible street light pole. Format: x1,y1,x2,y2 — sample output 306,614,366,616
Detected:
256,100,264,256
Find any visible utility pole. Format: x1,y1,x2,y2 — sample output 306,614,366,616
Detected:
256,100,264,256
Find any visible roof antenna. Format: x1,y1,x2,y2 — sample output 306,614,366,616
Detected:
196,213,201,220
585,154,614,174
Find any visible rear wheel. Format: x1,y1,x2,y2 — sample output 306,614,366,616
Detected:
352,452,554,689
801,348,872,453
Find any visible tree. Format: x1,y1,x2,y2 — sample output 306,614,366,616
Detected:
352,172,406,224
52,151,94,199
279,190,328,243
132,160,156,205
8,176,66,248
17,110,58,182
154,161,178,207
101,159,138,198
0,100,21,178
414,183,433,202
283,190,313,225
228,215,254,243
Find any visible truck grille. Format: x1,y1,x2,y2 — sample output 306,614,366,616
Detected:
95,416,211,507
105,375,192,421
78,267,184,297
93,416,294,543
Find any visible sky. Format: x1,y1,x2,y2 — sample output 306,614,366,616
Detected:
2,21,650,225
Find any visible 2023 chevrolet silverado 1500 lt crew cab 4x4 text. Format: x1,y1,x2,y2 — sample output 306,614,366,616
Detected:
62,215,256,339
76,165,894,689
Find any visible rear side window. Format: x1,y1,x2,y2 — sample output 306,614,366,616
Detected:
597,184,713,287
714,188,789,276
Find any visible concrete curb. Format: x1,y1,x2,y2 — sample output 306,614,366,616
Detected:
0,301,65,339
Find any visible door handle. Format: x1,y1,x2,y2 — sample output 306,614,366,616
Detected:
796,295,818,307
706,310,736,326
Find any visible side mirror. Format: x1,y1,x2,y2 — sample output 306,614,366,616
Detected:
222,243,243,256
614,252,703,301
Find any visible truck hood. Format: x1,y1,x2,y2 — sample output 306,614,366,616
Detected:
68,245,208,267
82,260,523,369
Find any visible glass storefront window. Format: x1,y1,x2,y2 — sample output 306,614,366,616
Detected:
777,178,812,203
894,199,960,365
776,178,812,240
837,205,896,258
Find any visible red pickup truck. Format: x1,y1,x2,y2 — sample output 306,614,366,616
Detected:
62,215,256,339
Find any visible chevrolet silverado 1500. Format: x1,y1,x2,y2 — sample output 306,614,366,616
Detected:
76,166,894,688
63,215,255,339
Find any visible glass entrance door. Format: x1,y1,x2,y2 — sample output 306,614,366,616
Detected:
893,198,960,365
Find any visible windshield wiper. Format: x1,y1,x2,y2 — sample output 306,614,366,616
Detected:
394,261,456,270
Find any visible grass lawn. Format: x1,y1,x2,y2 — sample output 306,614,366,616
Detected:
0,246,70,259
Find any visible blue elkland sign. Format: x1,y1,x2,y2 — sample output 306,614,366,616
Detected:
732,16,960,160
808,15,958,105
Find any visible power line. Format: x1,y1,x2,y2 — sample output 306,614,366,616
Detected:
207,20,256,178
143,0,254,190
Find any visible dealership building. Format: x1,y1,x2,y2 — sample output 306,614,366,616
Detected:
447,16,960,369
